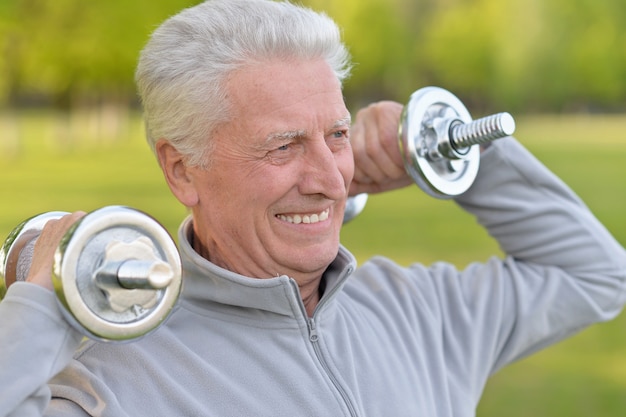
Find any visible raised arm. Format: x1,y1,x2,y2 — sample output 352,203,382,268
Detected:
445,136,626,388
0,213,86,417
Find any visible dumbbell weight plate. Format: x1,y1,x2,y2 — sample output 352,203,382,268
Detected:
53,206,182,341
0,211,69,298
399,86,479,198
343,193,368,224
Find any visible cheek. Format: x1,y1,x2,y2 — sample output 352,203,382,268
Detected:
192,171,241,218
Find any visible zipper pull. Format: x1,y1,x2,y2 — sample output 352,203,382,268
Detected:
308,318,319,342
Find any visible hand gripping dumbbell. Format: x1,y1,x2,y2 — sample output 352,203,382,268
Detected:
0,206,182,342
343,86,516,223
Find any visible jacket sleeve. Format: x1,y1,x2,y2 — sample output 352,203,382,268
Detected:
0,282,84,417
444,136,626,392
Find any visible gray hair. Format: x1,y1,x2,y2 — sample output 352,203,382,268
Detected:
135,0,352,168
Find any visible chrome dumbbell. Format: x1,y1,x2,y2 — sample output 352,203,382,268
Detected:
343,86,515,223
0,206,182,342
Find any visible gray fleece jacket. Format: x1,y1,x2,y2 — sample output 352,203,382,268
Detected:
1,137,625,417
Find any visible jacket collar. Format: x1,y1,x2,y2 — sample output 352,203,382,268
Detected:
177,216,357,317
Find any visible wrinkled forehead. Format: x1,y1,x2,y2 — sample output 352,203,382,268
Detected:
221,59,349,137
226,59,343,106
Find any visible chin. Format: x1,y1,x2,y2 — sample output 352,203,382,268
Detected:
302,248,340,273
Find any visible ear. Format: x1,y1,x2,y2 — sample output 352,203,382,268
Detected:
155,139,200,207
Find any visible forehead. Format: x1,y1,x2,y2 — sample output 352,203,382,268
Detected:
224,59,349,133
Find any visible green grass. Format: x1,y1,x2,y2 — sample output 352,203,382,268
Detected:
1,109,625,415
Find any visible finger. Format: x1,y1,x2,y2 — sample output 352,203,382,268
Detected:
27,211,86,290
360,116,405,180
351,108,388,183
351,102,409,190
368,101,407,178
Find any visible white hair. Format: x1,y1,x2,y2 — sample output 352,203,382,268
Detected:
135,0,352,168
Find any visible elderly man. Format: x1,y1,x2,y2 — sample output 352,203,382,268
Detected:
1,0,624,416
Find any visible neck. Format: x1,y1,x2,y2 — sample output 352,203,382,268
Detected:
190,228,324,316
299,278,323,317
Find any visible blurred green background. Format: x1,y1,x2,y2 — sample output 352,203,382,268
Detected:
1,0,625,415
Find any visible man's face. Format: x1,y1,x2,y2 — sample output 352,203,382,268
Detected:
186,59,354,281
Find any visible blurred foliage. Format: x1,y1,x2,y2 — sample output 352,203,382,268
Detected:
1,0,625,113
305,0,626,112
0,0,202,107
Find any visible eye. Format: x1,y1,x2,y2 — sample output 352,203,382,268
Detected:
266,141,299,165
333,129,348,139
326,129,350,153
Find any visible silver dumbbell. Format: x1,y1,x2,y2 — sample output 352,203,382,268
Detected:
343,86,516,223
0,206,182,342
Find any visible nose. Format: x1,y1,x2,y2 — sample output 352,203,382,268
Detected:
299,138,351,200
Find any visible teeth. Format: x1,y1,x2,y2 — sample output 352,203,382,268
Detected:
278,209,329,224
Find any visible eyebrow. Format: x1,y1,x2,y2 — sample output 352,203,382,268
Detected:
265,129,307,144
263,116,352,145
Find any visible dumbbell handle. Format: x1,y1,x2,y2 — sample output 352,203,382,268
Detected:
429,112,515,161
449,112,515,150
5,230,173,292
95,259,175,290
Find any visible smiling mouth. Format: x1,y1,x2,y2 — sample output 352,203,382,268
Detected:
277,208,330,224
